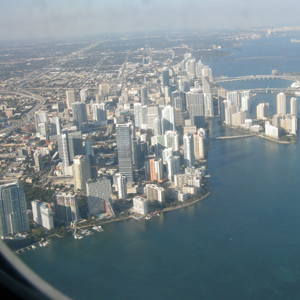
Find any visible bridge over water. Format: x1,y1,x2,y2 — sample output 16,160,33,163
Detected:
213,74,300,83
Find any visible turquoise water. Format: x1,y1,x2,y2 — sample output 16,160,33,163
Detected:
20,36,300,300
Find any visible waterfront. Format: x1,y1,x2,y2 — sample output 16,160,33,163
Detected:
20,35,300,300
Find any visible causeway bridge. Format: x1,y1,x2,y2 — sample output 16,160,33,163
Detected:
214,135,254,140
213,74,300,83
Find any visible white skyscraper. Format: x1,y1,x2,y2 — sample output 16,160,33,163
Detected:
115,174,127,200
162,105,176,132
164,131,179,153
277,92,286,115
31,200,54,230
166,155,180,181
92,103,107,126
183,133,195,167
241,96,250,113
80,89,88,102
290,97,298,116
256,103,269,120
133,196,149,215
204,93,214,117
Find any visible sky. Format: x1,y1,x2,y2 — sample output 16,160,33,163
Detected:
0,0,300,41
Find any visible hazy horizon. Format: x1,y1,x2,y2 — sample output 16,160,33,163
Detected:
1,0,300,41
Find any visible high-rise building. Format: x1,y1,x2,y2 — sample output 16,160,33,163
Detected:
256,103,269,120
161,67,170,89
133,196,149,215
66,89,76,109
72,102,88,130
134,103,147,129
99,83,110,96
171,90,185,110
85,139,94,156
147,105,159,129
277,92,286,115
86,177,113,216
290,97,298,116
186,90,205,128
227,91,240,108
34,111,48,131
153,117,163,136
265,121,279,139
34,151,42,172
80,89,88,102
57,130,84,168
116,123,135,183
0,182,29,238
31,200,54,230
54,193,79,223
166,155,180,181
145,158,164,182
73,155,92,193
162,105,176,132
204,93,214,117
183,133,195,167
92,103,107,126
146,184,165,203
241,96,250,113
164,131,179,153
193,129,205,159
49,117,61,136
140,86,148,105
115,174,127,200
57,101,65,113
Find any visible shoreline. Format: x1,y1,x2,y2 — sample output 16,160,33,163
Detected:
13,189,212,253
221,123,296,144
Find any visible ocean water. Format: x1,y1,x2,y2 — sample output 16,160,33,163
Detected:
20,35,300,300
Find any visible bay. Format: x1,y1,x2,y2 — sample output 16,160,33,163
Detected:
20,35,300,300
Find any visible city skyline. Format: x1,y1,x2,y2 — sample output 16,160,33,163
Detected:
1,0,300,41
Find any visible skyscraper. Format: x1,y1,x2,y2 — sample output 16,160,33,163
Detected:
183,133,195,167
73,155,92,193
31,200,54,230
115,174,127,200
0,182,29,238
140,86,148,105
277,92,286,115
57,130,84,170
166,155,180,181
161,67,170,89
66,89,76,109
193,129,205,159
72,102,88,130
80,89,88,102
162,105,176,132
116,123,135,183
92,103,107,126
86,177,113,216
54,193,79,223
290,97,298,116
186,90,205,128
204,93,214,117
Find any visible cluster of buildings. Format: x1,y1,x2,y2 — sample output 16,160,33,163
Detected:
219,89,298,139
